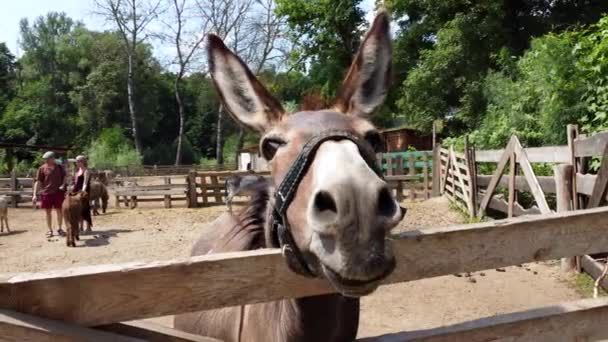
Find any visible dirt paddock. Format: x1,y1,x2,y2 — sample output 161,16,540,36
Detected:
0,196,584,337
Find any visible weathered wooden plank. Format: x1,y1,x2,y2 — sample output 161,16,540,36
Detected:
574,131,608,157
476,175,556,193
587,143,608,208
4,207,608,326
164,178,172,209
554,164,575,272
432,145,442,197
578,173,601,196
508,151,516,218
357,297,608,342
114,190,186,197
98,320,220,342
422,154,430,200
0,309,142,342
475,145,570,163
478,138,514,217
513,138,551,214
116,197,187,203
567,124,579,210
478,192,541,217
449,146,471,212
440,148,450,194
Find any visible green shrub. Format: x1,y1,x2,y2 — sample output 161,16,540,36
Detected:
86,126,142,168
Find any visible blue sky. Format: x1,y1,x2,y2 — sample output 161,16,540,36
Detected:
1,0,376,58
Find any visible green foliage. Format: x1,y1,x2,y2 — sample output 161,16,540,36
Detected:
388,0,608,135
577,16,608,136
275,0,364,98
86,127,142,168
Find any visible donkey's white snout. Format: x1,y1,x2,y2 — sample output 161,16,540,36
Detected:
307,140,398,233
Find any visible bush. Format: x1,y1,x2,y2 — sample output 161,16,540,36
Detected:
86,126,142,168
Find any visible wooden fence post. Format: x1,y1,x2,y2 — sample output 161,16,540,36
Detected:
464,136,478,217
432,144,441,197
508,151,516,218
422,153,430,200
186,171,198,208
555,164,575,273
163,177,172,209
567,124,579,210
10,169,18,208
408,154,416,201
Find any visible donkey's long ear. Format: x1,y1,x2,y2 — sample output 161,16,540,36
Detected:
334,12,392,117
207,34,284,132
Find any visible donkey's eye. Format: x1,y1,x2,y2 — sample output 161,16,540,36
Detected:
364,131,383,152
261,137,286,160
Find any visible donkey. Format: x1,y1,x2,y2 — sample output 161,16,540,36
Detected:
0,195,9,233
89,180,109,215
224,174,269,212
174,12,404,342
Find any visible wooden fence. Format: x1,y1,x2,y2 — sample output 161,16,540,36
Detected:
185,171,270,207
3,206,608,340
377,151,433,201
437,146,475,215
98,163,238,177
0,172,34,208
113,175,188,209
440,125,608,276
184,153,434,208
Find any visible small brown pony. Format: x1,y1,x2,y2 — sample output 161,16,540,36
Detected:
62,191,86,247
175,12,404,342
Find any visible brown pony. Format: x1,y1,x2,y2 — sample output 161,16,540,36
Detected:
62,192,85,247
175,12,404,342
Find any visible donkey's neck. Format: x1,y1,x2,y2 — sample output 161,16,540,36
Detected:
241,191,359,342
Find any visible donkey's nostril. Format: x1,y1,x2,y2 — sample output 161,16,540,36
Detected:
314,191,338,213
377,187,396,217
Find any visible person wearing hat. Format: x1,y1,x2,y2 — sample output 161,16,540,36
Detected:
33,151,67,237
73,155,93,231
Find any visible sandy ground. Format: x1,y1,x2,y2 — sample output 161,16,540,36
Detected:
0,196,583,338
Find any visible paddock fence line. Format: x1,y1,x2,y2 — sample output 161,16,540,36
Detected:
440,125,608,276
0,170,34,208
3,207,608,340
377,150,434,202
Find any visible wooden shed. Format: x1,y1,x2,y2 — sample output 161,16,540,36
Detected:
381,126,432,152
238,144,269,172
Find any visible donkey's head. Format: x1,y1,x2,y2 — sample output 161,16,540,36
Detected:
208,12,404,297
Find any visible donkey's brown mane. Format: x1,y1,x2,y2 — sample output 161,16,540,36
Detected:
212,188,270,252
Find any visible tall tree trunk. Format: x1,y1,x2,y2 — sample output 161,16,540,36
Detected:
174,76,185,166
127,53,142,154
235,127,245,170
216,104,224,166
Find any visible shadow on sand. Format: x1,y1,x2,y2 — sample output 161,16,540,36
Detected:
81,228,133,247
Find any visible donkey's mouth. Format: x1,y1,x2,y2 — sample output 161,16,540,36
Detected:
321,257,396,297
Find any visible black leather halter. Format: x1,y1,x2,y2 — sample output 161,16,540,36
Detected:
270,130,384,277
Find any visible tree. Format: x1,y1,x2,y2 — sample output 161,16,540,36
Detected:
196,0,285,165
275,0,365,98
160,0,207,165
0,43,17,114
94,0,163,154
386,0,608,134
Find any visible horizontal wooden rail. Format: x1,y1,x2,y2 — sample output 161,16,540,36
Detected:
358,297,608,342
477,175,556,194
574,132,608,157
0,310,141,342
3,207,608,326
475,145,569,163
98,321,220,342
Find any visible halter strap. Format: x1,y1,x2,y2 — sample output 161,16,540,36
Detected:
271,130,383,277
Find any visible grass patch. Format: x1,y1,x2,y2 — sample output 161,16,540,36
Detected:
448,200,484,224
573,272,607,297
